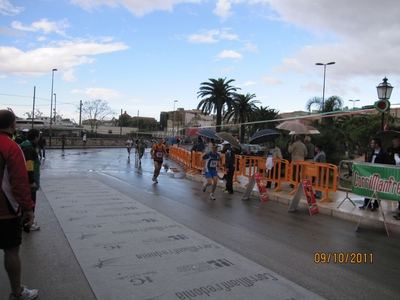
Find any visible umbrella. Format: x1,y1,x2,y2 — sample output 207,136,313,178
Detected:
276,120,311,134
289,125,320,135
186,127,201,136
249,129,280,144
375,130,400,151
215,132,241,149
197,128,219,140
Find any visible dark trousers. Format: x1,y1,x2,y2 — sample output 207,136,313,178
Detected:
363,198,379,208
225,167,234,193
39,147,45,158
266,167,278,188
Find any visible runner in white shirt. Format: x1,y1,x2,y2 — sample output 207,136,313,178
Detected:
126,136,134,157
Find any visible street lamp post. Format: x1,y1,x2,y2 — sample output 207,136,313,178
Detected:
315,62,335,109
49,68,57,147
53,93,57,122
173,100,178,137
376,77,394,131
349,99,360,109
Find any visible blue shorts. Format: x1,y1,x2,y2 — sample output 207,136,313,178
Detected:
205,170,219,179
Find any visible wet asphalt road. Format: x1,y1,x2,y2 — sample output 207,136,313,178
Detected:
1,147,400,300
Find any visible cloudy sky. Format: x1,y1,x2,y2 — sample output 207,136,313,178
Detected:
1,0,399,123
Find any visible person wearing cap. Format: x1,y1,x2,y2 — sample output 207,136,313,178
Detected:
201,144,221,200
222,141,235,194
313,144,326,199
19,129,41,231
14,128,28,145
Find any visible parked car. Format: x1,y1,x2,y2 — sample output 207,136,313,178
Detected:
238,144,265,156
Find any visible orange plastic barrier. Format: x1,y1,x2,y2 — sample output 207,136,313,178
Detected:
289,161,338,202
241,156,266,187
262,158,290,192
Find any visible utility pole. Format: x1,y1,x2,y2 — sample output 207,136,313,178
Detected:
79,100,82,137
32,86,36,129
120,109,122,135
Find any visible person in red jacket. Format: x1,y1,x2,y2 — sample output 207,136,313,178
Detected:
0,110,38,300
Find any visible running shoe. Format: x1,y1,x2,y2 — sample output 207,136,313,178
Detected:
209,194,216,201
9,286,38,300
202,183,207,192
30,223,40,231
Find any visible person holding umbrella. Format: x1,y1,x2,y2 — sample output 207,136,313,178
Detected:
222,141,235,194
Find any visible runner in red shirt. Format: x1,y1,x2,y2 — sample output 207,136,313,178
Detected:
150,138,167,183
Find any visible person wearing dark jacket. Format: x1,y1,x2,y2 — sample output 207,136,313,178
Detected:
37,132,46,159
222,141,235,194
19,129,41,230
360,137,393,211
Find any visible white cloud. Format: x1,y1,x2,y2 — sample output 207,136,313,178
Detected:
213,0,233,20
62,68,77,83
187,29,219,43
0,0,24,16
0,39,129,77
11,19,70,36
241,42,258,52
216,50,242,59
71,87,124,100
262,77,282,85
220,29,238,40
70,0,201,16
239,80,257,87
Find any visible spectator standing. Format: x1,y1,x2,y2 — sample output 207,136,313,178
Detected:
387,137,400,215
37,132,46,159
304,136,315,161
265,140,282,188
165,139,171,157
360,138,393,211
0,110,38,300
61,134,67,151
196,136,205,152
313,145,326,199
19,129,41,231
14,128,28,145
222,141,235,194
288,135,308,186
82,133,87,147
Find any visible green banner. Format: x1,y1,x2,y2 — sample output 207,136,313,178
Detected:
352,163,400,201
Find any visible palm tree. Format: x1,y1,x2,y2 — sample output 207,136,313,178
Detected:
225,93,260,143
253,106,280,130
306,95,343,113
197,78,238,132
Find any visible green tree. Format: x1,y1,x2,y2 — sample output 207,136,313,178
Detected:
253,106,280,130
197,78,238,132
224,93,260,143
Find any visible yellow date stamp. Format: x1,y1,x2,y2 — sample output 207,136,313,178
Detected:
314,252,373,264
